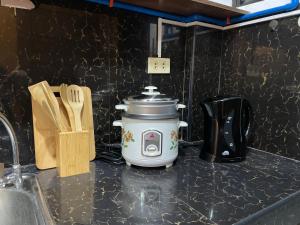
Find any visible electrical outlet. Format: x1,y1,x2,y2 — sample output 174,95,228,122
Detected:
147,57,170,74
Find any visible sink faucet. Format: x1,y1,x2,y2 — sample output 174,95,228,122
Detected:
0,113,22,189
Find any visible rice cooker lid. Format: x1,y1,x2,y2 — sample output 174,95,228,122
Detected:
125,86,178,104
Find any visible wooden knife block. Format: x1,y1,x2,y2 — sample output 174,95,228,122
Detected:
56,131,90,177
29,84,96,177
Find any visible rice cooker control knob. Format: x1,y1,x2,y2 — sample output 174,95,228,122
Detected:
142,130,162,157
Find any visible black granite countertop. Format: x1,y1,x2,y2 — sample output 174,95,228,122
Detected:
32,147,300,225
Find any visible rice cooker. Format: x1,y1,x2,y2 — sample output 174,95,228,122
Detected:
113,86,188,168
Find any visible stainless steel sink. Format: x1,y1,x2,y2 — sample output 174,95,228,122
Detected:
0,173,54,225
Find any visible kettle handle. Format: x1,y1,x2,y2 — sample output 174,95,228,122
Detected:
242,99,254,144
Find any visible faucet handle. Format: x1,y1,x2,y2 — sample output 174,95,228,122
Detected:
0,163,4,178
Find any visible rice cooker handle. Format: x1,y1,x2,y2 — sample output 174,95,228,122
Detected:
176,104,186,110
178,121,188,128
142,86,160,95
145,86,157,90
115,104,128,111
113,120,123,127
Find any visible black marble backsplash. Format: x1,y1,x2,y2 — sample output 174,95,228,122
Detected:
190,17,300,160
0,0,299,165
0,0,187,165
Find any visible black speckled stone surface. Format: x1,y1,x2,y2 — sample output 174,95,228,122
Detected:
30,147,300,225
0,0,187,165
236,190,300,225
1,0,300,166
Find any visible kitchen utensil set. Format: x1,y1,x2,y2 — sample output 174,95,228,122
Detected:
29,81,95,177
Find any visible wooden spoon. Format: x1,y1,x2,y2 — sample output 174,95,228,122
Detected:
29,82,62,131
66,85,84,131
60,84,75,131
40,81,63,131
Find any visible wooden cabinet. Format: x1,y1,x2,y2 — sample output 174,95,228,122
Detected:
118,0,248,19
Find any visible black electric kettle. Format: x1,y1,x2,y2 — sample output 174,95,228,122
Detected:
200,96,254,163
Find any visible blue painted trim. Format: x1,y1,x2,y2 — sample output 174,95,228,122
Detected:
85,0,225,25
184,14,226,26
86,0,187,22
231,0,299,24
85,0,299,26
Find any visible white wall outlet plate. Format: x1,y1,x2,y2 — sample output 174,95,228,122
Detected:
147,57,170,74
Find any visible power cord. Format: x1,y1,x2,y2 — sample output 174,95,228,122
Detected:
178,140,203,149
95,142,125,165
